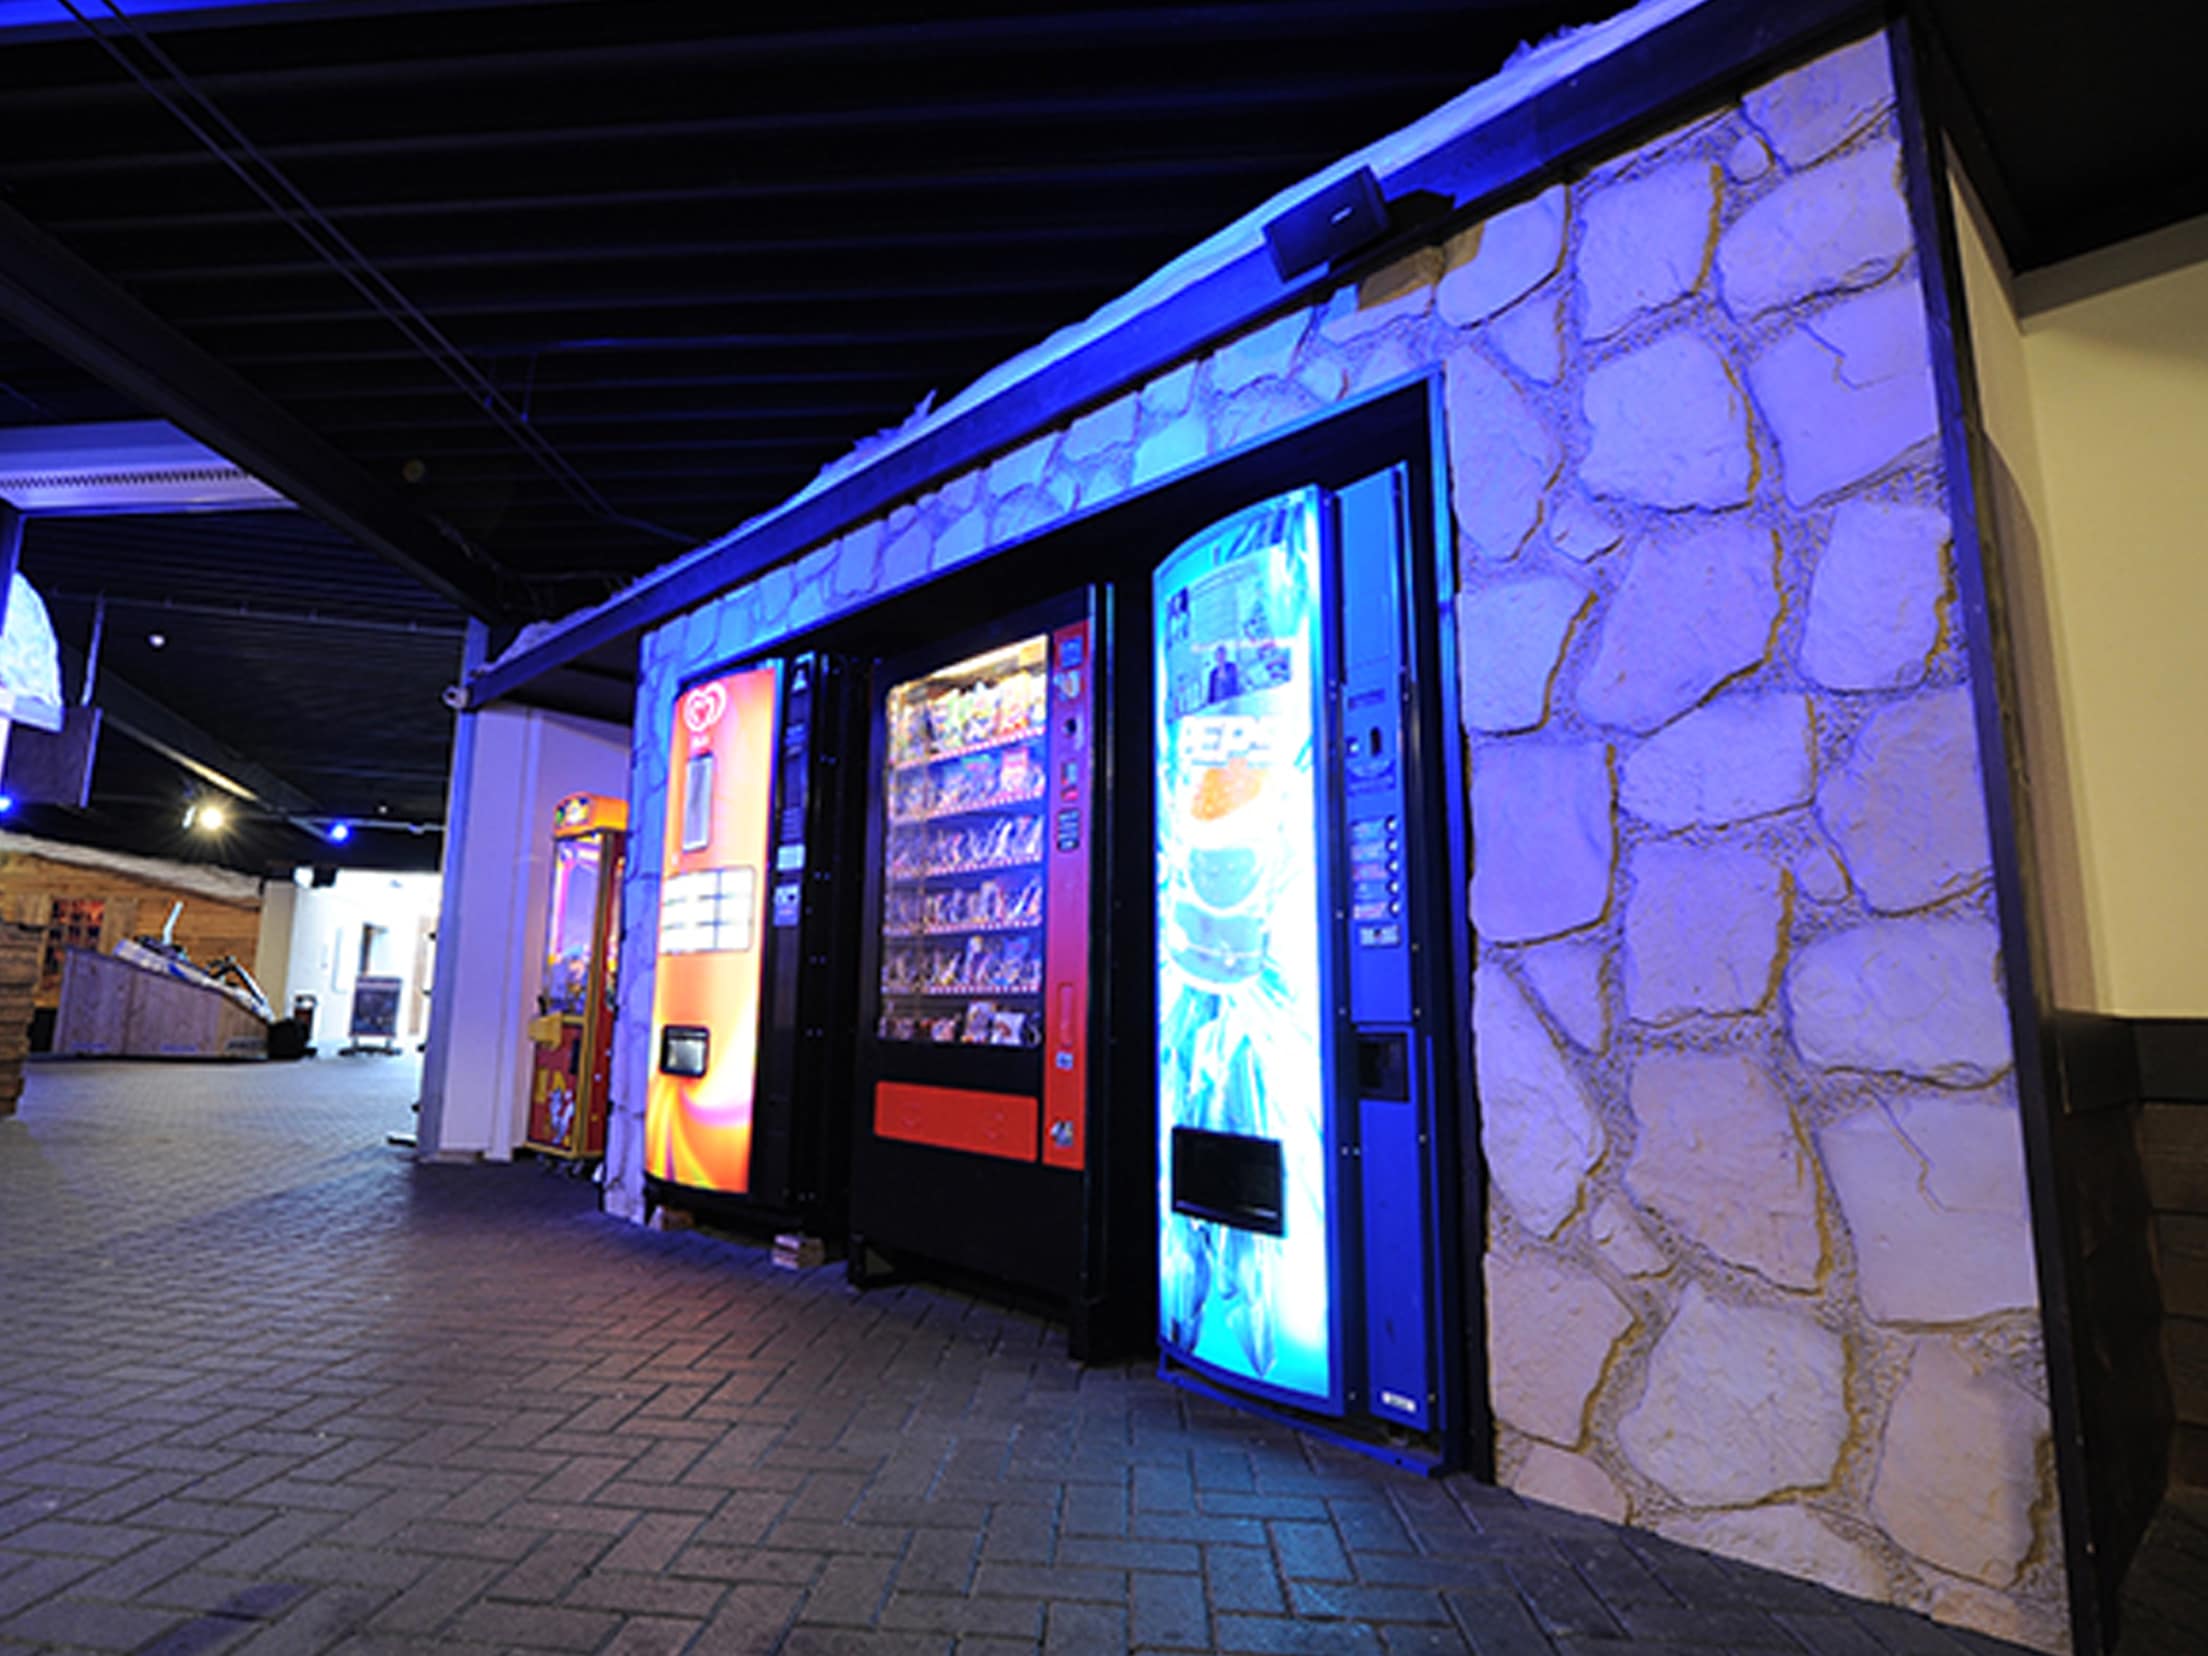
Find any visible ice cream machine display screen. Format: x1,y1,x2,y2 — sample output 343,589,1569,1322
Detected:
647,664,781,1195
1155,488,1339,1412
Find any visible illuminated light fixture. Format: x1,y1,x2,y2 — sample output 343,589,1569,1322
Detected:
191,800,228,834
326,821,352,844
0,794,15,815
148,632,167,649
0,420,288,515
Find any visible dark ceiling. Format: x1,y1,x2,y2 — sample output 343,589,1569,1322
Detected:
0,0,2198,876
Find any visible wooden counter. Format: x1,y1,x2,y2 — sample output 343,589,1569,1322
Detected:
52,947,268,1060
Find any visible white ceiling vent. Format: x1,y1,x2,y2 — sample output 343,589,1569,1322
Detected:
0,420,290,514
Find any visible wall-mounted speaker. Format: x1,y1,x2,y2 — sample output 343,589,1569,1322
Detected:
1262,167,1391,282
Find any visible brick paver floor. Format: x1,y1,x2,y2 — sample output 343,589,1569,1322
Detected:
0,1057,2051,1655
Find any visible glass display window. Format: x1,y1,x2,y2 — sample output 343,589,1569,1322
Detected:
877,635,1049,1049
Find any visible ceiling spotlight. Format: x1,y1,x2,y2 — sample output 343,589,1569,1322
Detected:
194,800,228,833
148,632,167,649
327,822,352,844
0,794,15,815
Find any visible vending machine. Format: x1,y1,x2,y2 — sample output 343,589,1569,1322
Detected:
850,591,1143,1354
524,792,627,1161
646,653,860,1228
1154,476,1457,1462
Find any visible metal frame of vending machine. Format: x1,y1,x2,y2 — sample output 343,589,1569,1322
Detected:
524,792,627,1162
1153,469,1459,1468
644,652,862,1231
850,587,1145,1357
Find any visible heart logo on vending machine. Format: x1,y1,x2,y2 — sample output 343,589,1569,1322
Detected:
682,680,728,737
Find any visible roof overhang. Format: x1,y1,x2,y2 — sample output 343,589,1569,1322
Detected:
467,0,1889,712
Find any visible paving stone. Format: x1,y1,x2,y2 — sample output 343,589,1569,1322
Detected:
0,1047,2048,1656
1135,1569,1213,1648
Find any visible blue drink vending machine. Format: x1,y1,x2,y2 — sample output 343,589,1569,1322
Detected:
1154,475,1457,1464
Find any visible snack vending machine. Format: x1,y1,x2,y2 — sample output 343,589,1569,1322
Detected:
646,653,859,1227
524,792,627,1161
1154,477,1456,1461
852,591,1140,1353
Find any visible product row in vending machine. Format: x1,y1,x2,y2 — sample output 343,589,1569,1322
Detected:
639,463,1462,1460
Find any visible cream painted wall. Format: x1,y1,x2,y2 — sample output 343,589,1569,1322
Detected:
1955,181,2208,1016
417,704,629,1158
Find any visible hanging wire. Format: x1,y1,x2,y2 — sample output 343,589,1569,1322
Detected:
58,0,697,571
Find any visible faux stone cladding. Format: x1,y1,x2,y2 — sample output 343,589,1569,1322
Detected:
1444,37,2066,1656
608,28,2061,1655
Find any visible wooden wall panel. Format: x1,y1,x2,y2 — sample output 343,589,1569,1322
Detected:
0,854,260,1010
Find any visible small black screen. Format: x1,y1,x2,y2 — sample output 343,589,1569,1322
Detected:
1171,1127,1285,1236
659,1024,709,1078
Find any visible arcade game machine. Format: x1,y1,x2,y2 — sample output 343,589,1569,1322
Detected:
1153,477,1461,1467
850,591,1144,1356
645,653,861,1232
524,793,627,1162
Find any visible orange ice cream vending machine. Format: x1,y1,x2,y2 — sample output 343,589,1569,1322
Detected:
524,792,627,1160
646,653,860,1227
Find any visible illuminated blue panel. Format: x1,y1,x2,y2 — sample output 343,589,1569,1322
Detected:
0,0,319,33
1155,487,1341,1415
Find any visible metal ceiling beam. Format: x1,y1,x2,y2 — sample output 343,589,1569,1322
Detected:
4,75,1441,179
42,156,1313,234
0,199,505,619
60,641,320,815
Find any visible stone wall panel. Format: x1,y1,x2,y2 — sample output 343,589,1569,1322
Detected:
1817,690,1993,913
1618,1285,1849,1505
1470,740,1615,942
1627,1051,1823,1289
1576,523,1780,733
1623,843,1789,1024
1799,500,1951,690
1579,333,1754,510
1717,141,1911,320
1818,1086,2039,1323
1445,346,1560,562
1436,184,1568,327
1455,575,1590,734
1486,1251,1634,1444
1474,961,1602,1238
